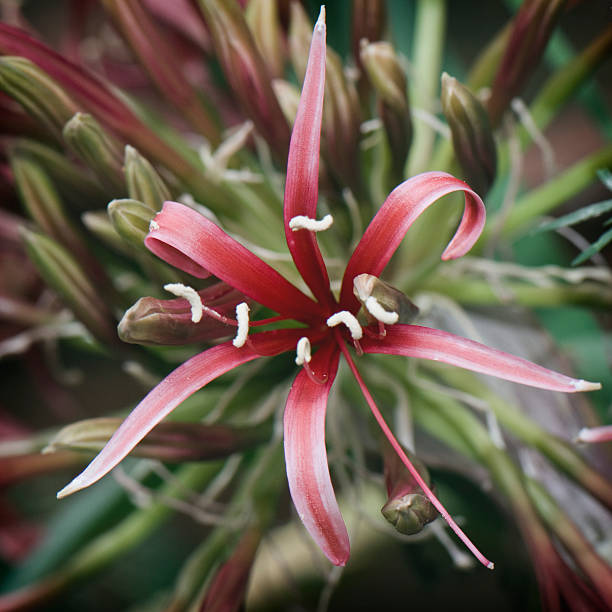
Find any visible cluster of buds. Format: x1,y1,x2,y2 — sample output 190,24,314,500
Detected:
0,1,610,611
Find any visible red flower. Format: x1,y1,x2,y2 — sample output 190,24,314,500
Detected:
58,8,598,568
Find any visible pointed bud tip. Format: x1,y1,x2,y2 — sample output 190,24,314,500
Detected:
487,561,495,570
316,6,326,31
56,482,78,499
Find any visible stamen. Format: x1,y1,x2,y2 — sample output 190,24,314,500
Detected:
295,336,312,365
289,214,333,232
149,219,160,231
365,296,399,325
164,283,203,323
326,311,363,340
575,425,612,444
232,302,250,348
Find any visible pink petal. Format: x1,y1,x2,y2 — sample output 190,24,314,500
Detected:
362,325,601,393
146,201,322,322
58,329,303,498
283,9,334,309
284,339,349,566
339,172,486,310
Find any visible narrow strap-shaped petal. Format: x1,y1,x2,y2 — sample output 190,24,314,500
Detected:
283,9,335,309
57,329,304,498
339,172,485,310
362,325,601,393
146,201,322,322
284,339,349,566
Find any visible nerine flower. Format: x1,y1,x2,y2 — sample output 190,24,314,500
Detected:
57,9,599,568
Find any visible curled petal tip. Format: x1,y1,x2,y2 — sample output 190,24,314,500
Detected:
572,379,601,392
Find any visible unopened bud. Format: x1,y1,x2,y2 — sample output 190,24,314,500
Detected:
81,211,131,256
380,441,437,535
0,56,77,140
351,0,386,74
44,417,269,461
288,2,313,84
107,198,154,250
199,0,290,160
11,153,86,255
360,40,412,180
487,0,566,126
323,48,362,191
441,73,497,195
124,146,171,212
10,139,106,209
353,274,419,325
20,228,117,345
63,112,125,192
118,283,244,346
246,0,283,79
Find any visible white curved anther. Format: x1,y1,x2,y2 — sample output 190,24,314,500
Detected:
326,311,363,340
164,283,203,323
295,337,312,366
149,219,160,231
232,302,250,348
289,214,333,232
365,296,399,325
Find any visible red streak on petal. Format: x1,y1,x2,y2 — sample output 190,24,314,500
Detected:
284,339,349,566
362,325,598,393
283,10,335,309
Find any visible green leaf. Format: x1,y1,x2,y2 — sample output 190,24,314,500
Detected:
572,226,612,265
597,168,612,191
534,198,612,233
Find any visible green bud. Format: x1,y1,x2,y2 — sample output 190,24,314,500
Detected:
44,417,269,462
380,439,437,535
360,40,412,181
10,138,106,209
11,153,86,255
107,198,154,250
0,56,77,140
124,145,171,212
381,492,439,535
63,112,125,192
20,228,117,345
441,73,497,195
246,0,283,79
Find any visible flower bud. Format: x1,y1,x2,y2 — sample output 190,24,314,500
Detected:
11,153,86,255
487,0,566,126
288,1,312,84
44,417,268,462
246,0,284,79
118,283,244,346
81,211,132,256
101,0,221,144
107,198,154,250
198,0,290,160
323,47,362,192
351,0,386,75
124,146,171,212
20,228,118,345
380,441,438,535
63,112,125,193
353,274,419,325
0,56,77,140
360,40,412,181
10,138,106,209
441,73,497,195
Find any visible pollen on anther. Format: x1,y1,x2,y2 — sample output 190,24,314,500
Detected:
326,311,363,340
163,283,202,323
365,296,399,325
232,302,250,348
289,214,333,232
149,219,160,231
295,337,312,365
